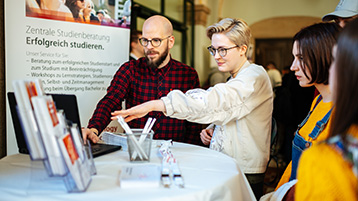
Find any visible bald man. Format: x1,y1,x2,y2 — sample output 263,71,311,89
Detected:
83,15,203,146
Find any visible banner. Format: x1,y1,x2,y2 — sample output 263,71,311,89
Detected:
5,0,130,155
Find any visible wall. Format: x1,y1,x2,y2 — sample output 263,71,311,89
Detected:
218,0,338,26
0,0,341,158
0,0,5,158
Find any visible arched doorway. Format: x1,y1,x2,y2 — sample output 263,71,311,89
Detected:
250,16,321,70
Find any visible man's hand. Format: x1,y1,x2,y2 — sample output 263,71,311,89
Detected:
200,128,213,145
82,128,99,144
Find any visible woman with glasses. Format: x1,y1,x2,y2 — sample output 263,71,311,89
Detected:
113,18,273,200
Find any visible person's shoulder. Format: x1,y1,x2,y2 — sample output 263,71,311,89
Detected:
116,58,139,73
300,141,357,183
298,144,334,184
170,58,197,73
297,142,358,201
170,58,189,67
300,143,340,169
242,62,269,78
309,94,331,110
248,62,265,71
123,57,145,67
302,143,333,156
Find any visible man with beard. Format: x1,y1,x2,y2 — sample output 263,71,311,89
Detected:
82,15,203,146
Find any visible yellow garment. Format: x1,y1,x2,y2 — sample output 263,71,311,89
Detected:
276,96,332,189
295,125,358,201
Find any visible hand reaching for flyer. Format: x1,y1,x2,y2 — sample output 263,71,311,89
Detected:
111,100,165,122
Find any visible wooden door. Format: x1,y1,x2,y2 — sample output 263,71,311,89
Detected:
255,38,293,71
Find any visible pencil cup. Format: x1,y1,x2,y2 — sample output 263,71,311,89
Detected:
126,129,154,162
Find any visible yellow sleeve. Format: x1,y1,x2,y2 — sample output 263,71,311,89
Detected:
275,161,292,190
295,144,358,201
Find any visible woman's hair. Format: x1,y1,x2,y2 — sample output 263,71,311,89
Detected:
36,0,41,8
206,18,251,57
330,18,358,138
86,0,94,9
293,22,341,85
65,0,81,20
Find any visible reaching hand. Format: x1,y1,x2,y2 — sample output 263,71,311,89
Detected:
111,100,165,122
200,128,213,145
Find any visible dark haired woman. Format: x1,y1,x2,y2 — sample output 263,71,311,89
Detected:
275,22,341,189
295,18,358,201
65,0,85,21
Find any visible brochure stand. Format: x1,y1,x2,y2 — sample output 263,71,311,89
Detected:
85,142,97,176
65,148,94,193
15,106,46,161
18,106,95,192
62,147,93,193
12,79,95,193
13,79,47,160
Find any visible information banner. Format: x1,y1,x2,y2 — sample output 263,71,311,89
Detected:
5,0,130,155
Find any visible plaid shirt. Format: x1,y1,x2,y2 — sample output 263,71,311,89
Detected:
88,57,203,145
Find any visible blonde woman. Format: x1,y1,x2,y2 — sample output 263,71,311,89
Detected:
113,18,273,200
82,0,99,23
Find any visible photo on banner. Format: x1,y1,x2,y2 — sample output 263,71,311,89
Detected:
25,0,131,28
5,0,132,155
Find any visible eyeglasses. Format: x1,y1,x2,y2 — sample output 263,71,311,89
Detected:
207,45,239,57
139,36,171,47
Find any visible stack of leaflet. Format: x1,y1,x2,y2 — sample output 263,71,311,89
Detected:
119,165,161,188
12,79,95,192
12,79,46,160
100,132,128,151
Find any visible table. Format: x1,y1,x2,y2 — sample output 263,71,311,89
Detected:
0,141,256,201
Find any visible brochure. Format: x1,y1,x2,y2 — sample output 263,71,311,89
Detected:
12,79,46,160
32,95,67,176
119,165,161,188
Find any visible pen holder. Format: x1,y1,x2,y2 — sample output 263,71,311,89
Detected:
126,129,154,162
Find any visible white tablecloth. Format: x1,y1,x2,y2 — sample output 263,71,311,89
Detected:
0,141,256,201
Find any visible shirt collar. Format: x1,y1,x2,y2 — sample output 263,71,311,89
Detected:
229,60,250,80
130,53,138,60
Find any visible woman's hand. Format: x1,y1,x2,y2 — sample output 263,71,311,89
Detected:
200,128,214,145
111,100,165,122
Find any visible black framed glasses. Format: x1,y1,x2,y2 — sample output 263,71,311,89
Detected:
139,36,171,47
207,45,239,57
